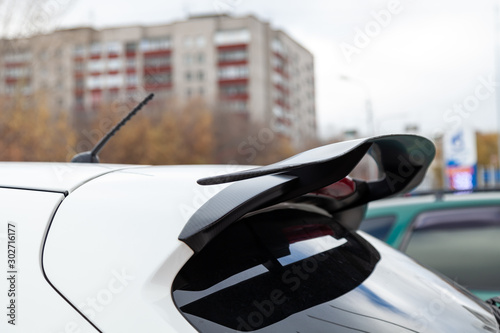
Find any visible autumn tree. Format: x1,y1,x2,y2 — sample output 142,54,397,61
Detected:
0,93,76,161
0,91,304,166
476,132,498,167
69,97,215,165
212,108,297,165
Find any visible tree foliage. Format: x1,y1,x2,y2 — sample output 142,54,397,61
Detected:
476,132,498,167
92,98,216,165
0,95,76,161
211,110,295,165
0,95,299,165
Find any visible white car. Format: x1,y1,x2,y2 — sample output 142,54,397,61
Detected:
2,134,500,333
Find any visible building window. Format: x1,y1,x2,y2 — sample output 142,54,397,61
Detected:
220,84,247,96
126,74,138,86
75,78,85,89
272,72,289,88
106,74,123,88
272,56,286,71
218,49,247,62
22,83,32,95
184,36,193,48
107,58,123,71
74,61,85,72
5,84,15,94
197,70,204,81
274,89,286,101
197,52,205,64
87,75,103,89
199,86,204,95
90,42,102,55
38,49,48,60
107,41,122,54
140,37,171,52
144,55,171,68
218,65,248,79
5,66,30,78
73,45,85,56
214,29,251,45
272,105,284,117
271,38,286,55
126,58,136,68
185,71,192,81
195,35,206,48
186,88,192,97
4,51,31,63
224,100,247,112
91,90,102,105
107,89,120,101
88,59,105,72
86,75,123,89
184,52,205,64
125,42,137,53
75,94,84,106
144,72,172,85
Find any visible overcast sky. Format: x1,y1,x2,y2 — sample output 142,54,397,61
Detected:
2,0,498,140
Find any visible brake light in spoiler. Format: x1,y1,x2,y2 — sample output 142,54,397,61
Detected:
179,134,435,253
313,177,356,199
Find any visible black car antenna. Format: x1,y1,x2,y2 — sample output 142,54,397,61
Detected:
71,93,154,163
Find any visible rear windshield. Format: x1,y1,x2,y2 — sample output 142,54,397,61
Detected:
172,207,380,332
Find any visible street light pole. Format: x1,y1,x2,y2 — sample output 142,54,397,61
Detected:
365,97,374,136
495,1,500,175
339,75,375,136
340,75,378,181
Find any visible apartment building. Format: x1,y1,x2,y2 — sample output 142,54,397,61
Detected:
0,14,316,147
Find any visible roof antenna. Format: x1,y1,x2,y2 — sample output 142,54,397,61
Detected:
71,93,154,163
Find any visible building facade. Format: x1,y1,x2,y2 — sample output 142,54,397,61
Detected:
0,14,316,147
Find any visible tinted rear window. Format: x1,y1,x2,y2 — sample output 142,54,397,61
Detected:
172,208,380,332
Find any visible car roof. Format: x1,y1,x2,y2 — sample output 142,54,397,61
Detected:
0,162,245,194
0,162,136,193
368,191,500,210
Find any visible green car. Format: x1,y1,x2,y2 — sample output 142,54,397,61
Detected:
361,191,500,300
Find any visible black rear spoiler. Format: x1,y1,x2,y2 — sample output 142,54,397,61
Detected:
179,134,435,252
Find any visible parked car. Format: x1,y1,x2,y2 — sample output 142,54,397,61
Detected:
2,133,500,332
361,190,500,301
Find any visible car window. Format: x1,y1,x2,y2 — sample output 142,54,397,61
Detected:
359,215,396,241
402,206,500,291
172,207,380,332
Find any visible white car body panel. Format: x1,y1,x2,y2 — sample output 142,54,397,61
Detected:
0,154,497,332
0,188,99,333
0,163,242,332
43,166,237,332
